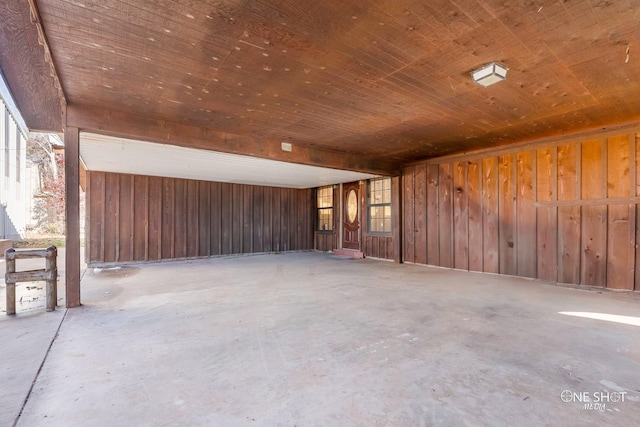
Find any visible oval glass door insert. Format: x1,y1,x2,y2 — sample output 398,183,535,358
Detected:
347,189,358,223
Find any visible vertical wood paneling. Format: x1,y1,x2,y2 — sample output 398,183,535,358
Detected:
243,185,253,253
174,179,188,259
391,175,402,263
292,188,300,250
148,176,162,260
606,135,634,289
133,175,148,261
87,173,314,264
210,181,221,255
557,144,580,284
536,148,557,281
438,163,453,268
403,166,415,262
304,189,312,250
272,187,281,251
263,186,272,252
315,233,336,252
290,188,298,250
253,186,264,252
581,139,607,286
396,130,640,290
186,180,199,258
636,134,640,291
453,161,469,270
482,157,499,273
287,189,294,251
631,135,638,292
361,235,395,260
467,160,483,272
161,178,175,259
388,234,395,262
198,181,211,257
296,189,304,250
117,175,133,262
220,183,232,255
104,173,119,263
414,164,427,264
427,164,440,265
280,189,289,251
85,171,92,259
517,151,536,278
231,184,243,254
499,154,516,275
88,172,104,263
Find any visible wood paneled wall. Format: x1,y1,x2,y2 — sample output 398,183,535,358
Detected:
403,131,640,290
315,232,337,252
86,172,314,265
362,235,394,260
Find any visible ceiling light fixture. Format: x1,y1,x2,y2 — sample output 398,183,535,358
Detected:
471,62,509,87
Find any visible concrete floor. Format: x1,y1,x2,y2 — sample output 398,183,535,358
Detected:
2,252,640,426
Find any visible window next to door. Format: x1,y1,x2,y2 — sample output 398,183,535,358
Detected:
317,185,334,231
368,177,392,233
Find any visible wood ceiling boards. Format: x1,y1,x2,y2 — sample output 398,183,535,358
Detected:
3,0,640,168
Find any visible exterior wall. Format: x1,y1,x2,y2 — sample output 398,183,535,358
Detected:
361,177,400,261
0,95,30,239
85,171,314,265
403,128,640,290
313,178,401,261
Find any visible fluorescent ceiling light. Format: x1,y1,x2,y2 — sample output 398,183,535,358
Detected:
471,62,508,87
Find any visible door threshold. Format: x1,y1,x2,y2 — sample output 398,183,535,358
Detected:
332,249,365,259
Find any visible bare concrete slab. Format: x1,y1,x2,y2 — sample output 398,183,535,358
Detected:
0,247,73,427
0,310,65,427
9,252,640,426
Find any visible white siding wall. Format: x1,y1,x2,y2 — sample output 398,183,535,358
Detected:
0,96,31,239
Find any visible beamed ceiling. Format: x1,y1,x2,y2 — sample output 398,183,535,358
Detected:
2,0,640,175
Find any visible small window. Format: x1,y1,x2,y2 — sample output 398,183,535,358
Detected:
368,177,392,233
317,186,334,231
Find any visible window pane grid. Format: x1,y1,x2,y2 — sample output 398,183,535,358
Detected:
316,186,334,231
367,178,392,233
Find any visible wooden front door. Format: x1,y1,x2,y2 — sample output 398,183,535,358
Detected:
342,181,360,250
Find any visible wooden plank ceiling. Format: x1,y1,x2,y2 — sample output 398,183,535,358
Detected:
3,0,640,167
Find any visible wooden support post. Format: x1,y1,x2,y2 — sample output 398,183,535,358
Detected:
65,126,81,307
45,246,58,311
5,248,16,315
